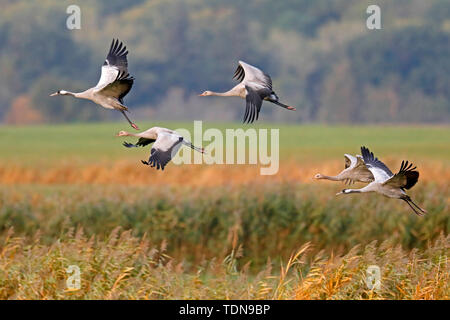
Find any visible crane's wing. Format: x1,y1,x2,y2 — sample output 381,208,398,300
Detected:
96,71,134,102
243,86,271,124
142,132,183,170
353,155,375,182
344,154,357,169
234,61,272,90
360,146,393,182
95,39,130,90
356,155,364,166
383,160,419,190
123,137,156,148
340,154,374,184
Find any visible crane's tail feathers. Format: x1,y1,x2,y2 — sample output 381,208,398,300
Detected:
267,99,296,111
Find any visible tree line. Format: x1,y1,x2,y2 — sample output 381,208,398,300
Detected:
0,0,449,124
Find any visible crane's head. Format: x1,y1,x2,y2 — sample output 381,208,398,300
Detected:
314,173,324,179
198,91,213,96
116,130,130,137
49,90,69,96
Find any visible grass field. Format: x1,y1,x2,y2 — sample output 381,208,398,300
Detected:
1,122,449,163
0,122,448,299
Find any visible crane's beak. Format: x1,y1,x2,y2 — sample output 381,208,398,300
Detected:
198,93,205,97
335,191,344,196
49,92,58,97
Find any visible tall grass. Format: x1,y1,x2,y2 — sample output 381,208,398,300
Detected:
0,183,447,270
0,227,447,299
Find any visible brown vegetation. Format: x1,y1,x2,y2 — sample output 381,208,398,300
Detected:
0,160,448,187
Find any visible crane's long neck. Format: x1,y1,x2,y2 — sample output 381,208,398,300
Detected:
60,90,83,98
318,174,341,181
126,131,157,139
62,91,77,97
345,184,375,194
126,132,145,138
344,189,363,194
61,89,92,99
209,85,242,97
209,90,236,97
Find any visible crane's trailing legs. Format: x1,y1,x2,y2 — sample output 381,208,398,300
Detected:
120,110,139,130
402,196,427,216
265,95,296,111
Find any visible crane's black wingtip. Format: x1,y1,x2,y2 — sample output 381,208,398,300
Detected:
123,142,135,148
360,146,372,158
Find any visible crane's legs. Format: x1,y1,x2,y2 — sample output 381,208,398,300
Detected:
120,110,139,130
402,198,426,216
266,99,296,111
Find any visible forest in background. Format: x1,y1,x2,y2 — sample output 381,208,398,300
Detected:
1,0,450,124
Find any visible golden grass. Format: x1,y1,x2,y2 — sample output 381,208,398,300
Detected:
0,228,447,299
0,159,448,186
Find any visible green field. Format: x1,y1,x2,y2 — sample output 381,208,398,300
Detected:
0,122,449,165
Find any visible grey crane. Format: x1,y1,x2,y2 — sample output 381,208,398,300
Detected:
336,146,427,216
315,153,374,184
116,127,205,171
199,61,296,123
50,39,139,130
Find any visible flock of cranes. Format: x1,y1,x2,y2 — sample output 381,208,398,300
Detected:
50,39,426,216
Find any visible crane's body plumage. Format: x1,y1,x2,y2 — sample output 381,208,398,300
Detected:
199,60,295,123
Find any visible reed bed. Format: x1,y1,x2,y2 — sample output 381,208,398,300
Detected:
0,227,447,299
0,183,447,272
